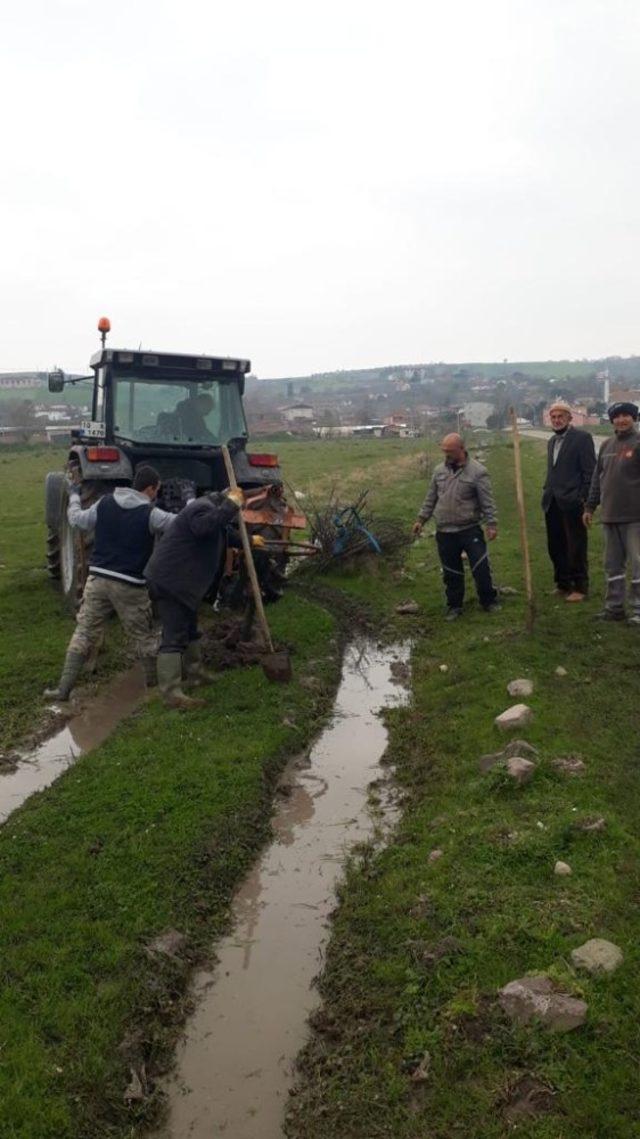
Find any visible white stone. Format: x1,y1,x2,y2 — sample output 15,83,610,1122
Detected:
439,664,448,673
428,848,443,863
507,678,534,697
499,975,587,1032
494,704,534,731
571,938,623,975
555,666,568,677
506,757,536,785
554,861,572,876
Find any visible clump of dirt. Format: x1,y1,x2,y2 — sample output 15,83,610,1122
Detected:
501,1073,556,1123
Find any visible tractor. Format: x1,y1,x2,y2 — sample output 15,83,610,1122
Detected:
45,318,307,612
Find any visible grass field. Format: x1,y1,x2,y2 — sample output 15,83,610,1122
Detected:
286,439,640,1139
2,434,640,1137
0,437,425,1137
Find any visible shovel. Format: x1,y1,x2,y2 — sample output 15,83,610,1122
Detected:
221,445,292,683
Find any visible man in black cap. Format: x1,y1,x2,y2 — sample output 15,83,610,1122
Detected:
584,402,640,624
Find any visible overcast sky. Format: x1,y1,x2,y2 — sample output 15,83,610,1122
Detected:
1,0,639,377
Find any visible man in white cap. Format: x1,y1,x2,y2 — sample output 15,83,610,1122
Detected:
541,400,596,601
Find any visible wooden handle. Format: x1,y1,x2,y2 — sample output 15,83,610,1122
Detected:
221,445,275,653
509,408,535,632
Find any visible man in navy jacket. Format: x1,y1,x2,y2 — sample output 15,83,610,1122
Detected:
541,400,596,601
44,465,175,702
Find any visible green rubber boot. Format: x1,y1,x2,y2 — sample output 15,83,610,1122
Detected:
157,653,205,711
43,650,85,702
182,641,216,686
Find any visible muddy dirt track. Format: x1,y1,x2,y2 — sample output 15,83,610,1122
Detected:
152,639,409,1138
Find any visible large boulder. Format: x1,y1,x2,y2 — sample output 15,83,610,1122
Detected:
498,975,587,1032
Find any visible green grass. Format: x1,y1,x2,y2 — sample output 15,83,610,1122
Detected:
286,439,640,1139
0,435,425,1135
0,593,339,1137
5,433,639,1137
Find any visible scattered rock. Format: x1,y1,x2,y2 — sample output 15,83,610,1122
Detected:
576,816,606,833
498,975,588,1032
146,929,188,961
494,704,533,731
499,585,519,596
395,600,420,615
438,664,449,673
552,755,586,776
123,1065,147,1104
479,738,538,772
554,861,572,876
502,1074,556,1123
282,717,297,729
506,757,536,785
555,666,568,677
503,739,538,759
571,938,623,975
507,678,534,697
428,848,443,863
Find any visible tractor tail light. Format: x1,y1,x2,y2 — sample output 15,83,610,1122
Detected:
86,447,120,461
247,453,279,468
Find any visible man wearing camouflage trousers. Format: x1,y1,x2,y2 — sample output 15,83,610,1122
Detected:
412,433,500,620
584,401,640,626
44,464,176,701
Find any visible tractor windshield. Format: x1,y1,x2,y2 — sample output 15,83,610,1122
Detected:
112,376,247,446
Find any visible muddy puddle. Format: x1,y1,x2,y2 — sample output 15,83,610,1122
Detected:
154,639,410,1139
0,668,144,825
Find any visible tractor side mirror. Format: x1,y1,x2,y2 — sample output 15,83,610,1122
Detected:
48,369,65,393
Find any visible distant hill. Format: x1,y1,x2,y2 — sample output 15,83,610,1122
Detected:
256,356,640,398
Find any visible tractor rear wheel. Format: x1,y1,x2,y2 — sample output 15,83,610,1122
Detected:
46,527,61,580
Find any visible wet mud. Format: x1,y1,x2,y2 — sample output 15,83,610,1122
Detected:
0,668,145,825
154,639,409,1139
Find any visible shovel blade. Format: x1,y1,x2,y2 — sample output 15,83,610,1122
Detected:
261,651,292,683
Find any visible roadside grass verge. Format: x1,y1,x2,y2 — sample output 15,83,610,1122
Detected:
286,439,640,1138
0,593,339,1138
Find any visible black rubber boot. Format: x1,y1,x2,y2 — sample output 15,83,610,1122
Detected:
43,650,85,701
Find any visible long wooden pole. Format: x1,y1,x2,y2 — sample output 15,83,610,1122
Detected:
221,445,275,653
509,407,535,632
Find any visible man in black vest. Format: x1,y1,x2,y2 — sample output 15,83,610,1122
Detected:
44,465,175,702
541,400,596,601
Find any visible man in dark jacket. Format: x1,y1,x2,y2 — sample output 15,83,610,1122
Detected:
584,401,640,624
541,400,596,602
145,487,246,709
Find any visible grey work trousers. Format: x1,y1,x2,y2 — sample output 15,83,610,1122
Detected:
603,522,640,616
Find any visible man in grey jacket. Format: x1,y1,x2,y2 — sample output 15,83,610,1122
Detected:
412,434,500,620
584,401,640,624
